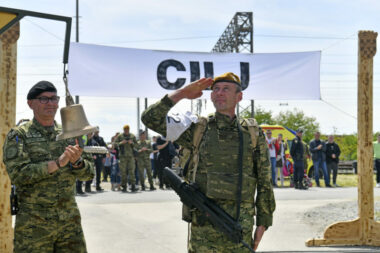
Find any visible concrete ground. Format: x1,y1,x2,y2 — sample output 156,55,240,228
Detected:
76,184,380,253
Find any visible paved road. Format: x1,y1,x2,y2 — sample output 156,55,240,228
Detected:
77,185,380,252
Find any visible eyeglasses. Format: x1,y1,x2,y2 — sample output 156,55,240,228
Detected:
35,96,60,104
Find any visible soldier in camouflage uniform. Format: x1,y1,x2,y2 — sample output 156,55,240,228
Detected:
113,125,138,192
2,81,95,253
136,130,156,190
142,73,275,252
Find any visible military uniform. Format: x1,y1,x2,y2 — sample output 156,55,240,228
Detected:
114,132,137,190
3,118,94,253
136,139,154,189
142,95,275,253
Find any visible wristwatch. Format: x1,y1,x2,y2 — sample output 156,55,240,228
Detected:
71,157,84,168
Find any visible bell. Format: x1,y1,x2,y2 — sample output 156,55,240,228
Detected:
56,104,98,141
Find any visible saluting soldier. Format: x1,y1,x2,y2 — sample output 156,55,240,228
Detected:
3,81,95,253
114,125,138,192
136,130,156,190
142,73,275,252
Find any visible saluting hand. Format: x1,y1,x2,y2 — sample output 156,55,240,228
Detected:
168,78,213,104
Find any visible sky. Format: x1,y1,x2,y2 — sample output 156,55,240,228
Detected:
1,0,380,142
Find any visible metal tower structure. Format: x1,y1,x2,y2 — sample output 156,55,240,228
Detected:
209,12,254,117
191,12,254,116
212,12,253,53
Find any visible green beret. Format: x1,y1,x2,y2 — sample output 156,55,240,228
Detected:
27,81,57,100
212,72,241,89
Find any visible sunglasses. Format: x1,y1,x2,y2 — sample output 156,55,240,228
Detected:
34,96,60,104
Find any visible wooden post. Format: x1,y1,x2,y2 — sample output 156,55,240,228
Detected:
306,30,380,247
0,22,19,253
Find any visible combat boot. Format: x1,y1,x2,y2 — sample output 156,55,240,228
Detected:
131,184,137,192
76,189,85,195
121,185,128,193
294,182,299,189
85,185,92,193
141,184,146,191
150,184,156,191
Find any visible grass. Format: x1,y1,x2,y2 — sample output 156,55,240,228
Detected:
334,174,376,187
277,174,376,188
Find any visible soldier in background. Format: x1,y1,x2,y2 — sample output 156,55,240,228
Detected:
142,73,275,252
114,125,138,192
3,81,94,252
136,130,156,190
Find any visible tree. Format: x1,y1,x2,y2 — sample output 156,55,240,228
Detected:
241,106,276,125
335,134,357,161
274,109,320,143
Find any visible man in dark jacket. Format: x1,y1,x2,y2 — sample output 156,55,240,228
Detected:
91,131,107,191
326,135,341,187
290,129,307,189
309,132,331,187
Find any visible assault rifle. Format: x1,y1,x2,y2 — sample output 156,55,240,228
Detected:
119,136,132,155
163,167,255,253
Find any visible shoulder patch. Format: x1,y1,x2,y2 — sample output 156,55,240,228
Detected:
5,145,18,159
7,129,17,140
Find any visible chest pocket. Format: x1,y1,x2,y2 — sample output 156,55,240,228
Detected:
25,138,51,162
25,137,67,162
199,123,256,203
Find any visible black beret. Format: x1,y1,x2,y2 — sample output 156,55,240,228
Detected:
27,81,57,100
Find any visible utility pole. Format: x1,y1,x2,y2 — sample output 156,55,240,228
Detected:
75,0,79,104
76,0,79,42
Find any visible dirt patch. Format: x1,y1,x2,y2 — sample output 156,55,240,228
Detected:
303,201,380,236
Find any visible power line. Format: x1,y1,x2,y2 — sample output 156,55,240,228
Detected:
321,99,357,119
255,34,357,40
24,18,64,41
322,33,356,51
16,32,362,47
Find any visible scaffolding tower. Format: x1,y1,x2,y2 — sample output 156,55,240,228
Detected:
212,12,253,53
191,12,254,116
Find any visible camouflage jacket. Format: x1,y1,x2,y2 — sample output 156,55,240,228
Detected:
3,118,94,210
113,133,137,158
141,95,275,228
135,140,152,161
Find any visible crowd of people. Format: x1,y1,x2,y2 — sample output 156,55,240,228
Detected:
265,129,342,189
11,74,380,252
76,126,180,195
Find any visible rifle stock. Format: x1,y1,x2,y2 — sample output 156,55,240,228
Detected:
163,167,255,253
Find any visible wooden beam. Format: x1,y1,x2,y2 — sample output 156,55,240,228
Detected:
0,22,19,253
306,30,379,247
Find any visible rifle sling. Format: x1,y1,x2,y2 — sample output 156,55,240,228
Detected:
236,120,244,221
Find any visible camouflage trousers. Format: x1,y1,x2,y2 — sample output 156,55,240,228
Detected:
188,203,255,253
136,158,154,187
14,205,87,253
119,156,136,186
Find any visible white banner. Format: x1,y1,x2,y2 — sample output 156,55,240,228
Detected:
68,43,321,100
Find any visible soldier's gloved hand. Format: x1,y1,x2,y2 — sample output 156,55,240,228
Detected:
128,139,133,144
252,225,266,251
